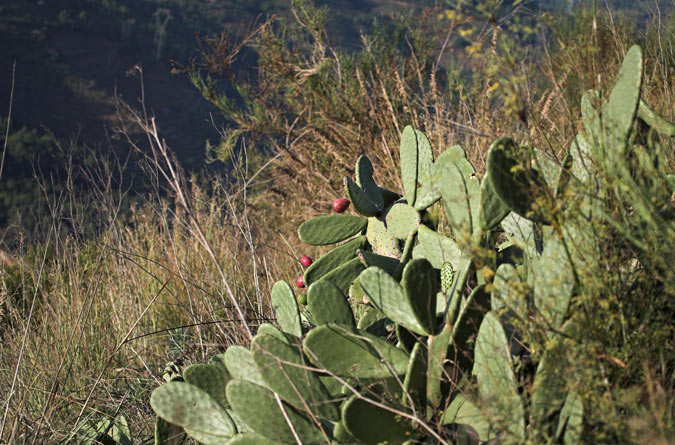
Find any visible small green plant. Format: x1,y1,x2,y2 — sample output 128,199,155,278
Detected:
148,45,674,444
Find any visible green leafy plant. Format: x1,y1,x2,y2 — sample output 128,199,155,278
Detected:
148,45,674,444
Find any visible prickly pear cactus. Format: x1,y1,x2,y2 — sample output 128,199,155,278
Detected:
149,46,675,444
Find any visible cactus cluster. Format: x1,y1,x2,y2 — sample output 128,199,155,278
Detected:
149,45,674,444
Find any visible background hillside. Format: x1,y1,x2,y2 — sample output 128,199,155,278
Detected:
0,0,663,235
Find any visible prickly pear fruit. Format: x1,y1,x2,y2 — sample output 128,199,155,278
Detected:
300,255,313,267
296,276,305,288
297,293,307,305
332,198,351,213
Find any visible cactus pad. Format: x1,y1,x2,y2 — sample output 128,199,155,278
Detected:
150,382,236,444
602,45,643,155
182,363,231,410
534,236,574,330
341,396,417,444
307,279,355,326
357,249,400,274
638,99,675,136
298,215,367,245
271,280,303,338
441,393,492,442
365,216,400,258
251,334,339,421
486,138,552,224
223,433,280,445
412,225,462,269
226,380,326,444
402,341,427,408
355,155,384,209
224,345,266,387
304,236,367,286
474,312,525,440
345,176,381,217
432,146,481,235
479,172,510,231
400,125,434,207
359,265,434,335
320,257,366,294
303,323,410,378
385,202,421,239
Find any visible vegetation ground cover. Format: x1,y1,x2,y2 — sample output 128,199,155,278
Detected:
0,0,673,443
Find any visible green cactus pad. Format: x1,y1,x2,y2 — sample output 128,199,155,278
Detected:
396,323,418,353
365,216,400,258
378,186,402,207
251,334,339,421
533,149,563,190
385,202,421,239
341,396,417,444
638,99,675,136
432,146,481,235
304,323,410,378
209,353,228,370
441,393,492,442
153,424,180,445
224,345,266,387
491,263,526,314
257,323,291,344
356,304,387,333
320,257,366,294
345,176,381,217
486,138,552,224
155,415,186,445
534,236,574,330
426,323,452,410
304,236,367,286
556,391,583,444
451,284,491,375
333,420,356,443
307,279,355,326
474,312,525,440
501,212,534,246
581,89,602,146
271,280,303,338
359,265,433,335
570,134,593,181
349,276,366,301
298,215,368,246
530,344,567,426
84,416,131,445
402,341,427,408
223,433,280,445
602,45,643,155
479,172,510,231
355,155,384,209
412,225,462,269
357,249,400,274
150,382,236,444
402,259,438,333
414,179,441,210
400,125,434,207
182,363,231,410
226,380,327,444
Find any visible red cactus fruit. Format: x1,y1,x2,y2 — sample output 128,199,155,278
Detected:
300,255,313,267
332,198,351,213
296,276,305,288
